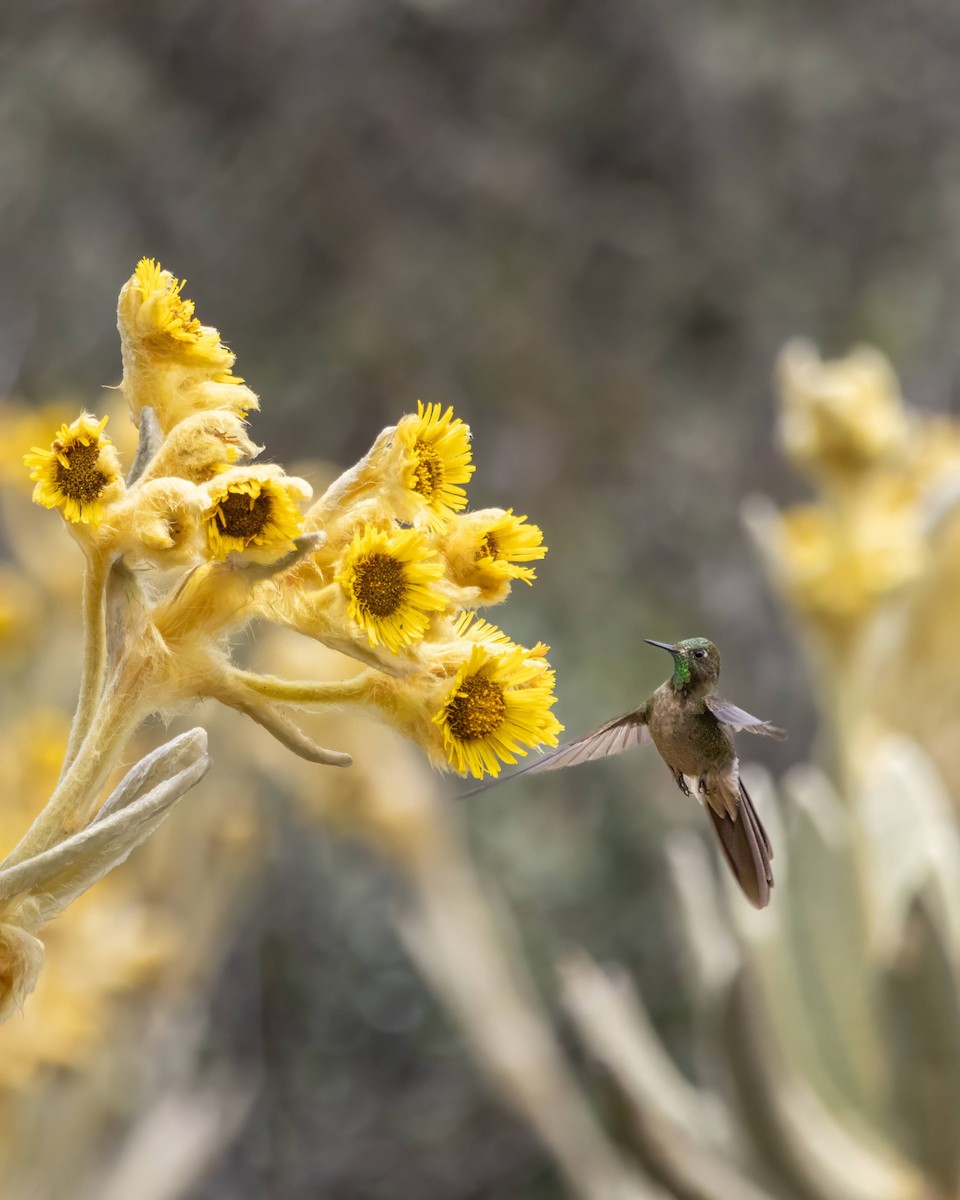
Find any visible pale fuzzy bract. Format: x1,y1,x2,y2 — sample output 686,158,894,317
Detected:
140,408,262,485
122,477,210,566
24,413,124,527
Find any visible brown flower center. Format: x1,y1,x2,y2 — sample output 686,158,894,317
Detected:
352,553,406,617
217,489,271,541
445,675,506,741
478,532,499,559
54,440,108,504
412,441,443,499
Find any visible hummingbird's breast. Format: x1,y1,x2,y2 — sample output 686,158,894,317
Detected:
647,684,733,776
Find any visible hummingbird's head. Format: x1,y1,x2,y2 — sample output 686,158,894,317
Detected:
645,636,720,693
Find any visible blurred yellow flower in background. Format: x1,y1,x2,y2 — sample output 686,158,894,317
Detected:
772,480,925,628
777,339,909,482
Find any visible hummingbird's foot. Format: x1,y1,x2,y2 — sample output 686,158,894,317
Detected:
674,771,693,797
698,777,710,797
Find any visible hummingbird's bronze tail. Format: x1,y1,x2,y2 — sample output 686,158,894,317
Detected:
705,778,773,908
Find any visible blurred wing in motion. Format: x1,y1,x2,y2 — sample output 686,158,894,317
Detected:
461,709,650,797
706,696,786,740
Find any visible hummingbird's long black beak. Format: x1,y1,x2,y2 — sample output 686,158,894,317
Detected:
644,639,675,653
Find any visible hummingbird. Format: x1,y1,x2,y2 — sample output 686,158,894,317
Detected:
484,637,785,908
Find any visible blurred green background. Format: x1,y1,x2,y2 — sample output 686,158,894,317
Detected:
4,1,960,1196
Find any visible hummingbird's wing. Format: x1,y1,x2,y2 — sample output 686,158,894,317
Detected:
705,696,786,740
525,709,651,772
460,708,650,796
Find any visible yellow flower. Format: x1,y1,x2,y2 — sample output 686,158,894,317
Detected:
777,341,909,480
24,413,123,526
396,402,475,528
335,524,446,653
118,258,259,433
204,467,310,562
433,641,561,778
449,610,518,649
123,258,235,370
771,483,924,625
441,507,546,600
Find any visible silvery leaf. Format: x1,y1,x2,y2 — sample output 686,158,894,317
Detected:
0,729,210,927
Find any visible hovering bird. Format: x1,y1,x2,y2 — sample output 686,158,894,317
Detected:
483,637,785,908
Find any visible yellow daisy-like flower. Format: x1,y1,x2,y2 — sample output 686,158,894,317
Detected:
124,258,236,371
335,525,447,654
442,507,546,599
433,640,561,778
118,259,259,433
450,610,517,649
24,413,123,526
397,401,475,528
204,467,310,563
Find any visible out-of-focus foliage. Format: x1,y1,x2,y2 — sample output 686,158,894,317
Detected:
557,348,960,1200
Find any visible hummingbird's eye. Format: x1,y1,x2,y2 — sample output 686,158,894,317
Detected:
693,648,706,659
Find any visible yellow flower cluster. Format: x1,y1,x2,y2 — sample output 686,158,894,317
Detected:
777,340,909,483
752,342,960,637
20,259,560,790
